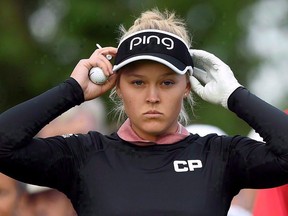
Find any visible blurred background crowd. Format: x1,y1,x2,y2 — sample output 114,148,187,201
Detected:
1,0,288,215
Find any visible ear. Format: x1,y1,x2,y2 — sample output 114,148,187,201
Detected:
184,78,191,97
116,86,122,98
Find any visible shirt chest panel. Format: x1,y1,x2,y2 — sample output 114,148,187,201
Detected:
75,144,230,215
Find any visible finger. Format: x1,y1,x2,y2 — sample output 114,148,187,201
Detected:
193,67,212,84
84,73,118,101
94,47,117,62
191,49,223,71
102,47,118,75
90,47,117,76
104,73,117,89
97,73,117,95
98,47,118,74
189,75,204,96
89,53,112,76
98,47,118,57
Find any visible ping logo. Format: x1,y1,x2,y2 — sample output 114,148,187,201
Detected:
130,35,174,50
173,160,202,172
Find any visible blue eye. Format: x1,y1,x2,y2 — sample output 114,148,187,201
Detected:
162,80,175,86
132,80,144,86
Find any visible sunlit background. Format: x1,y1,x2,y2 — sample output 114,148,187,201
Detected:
1,0,287,135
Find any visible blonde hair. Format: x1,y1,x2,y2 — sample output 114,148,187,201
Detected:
109,8,194,126
118,8,192,47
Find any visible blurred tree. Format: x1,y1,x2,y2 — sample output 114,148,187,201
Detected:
0,0,260,135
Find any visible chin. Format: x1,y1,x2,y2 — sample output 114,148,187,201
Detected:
142,124,169,136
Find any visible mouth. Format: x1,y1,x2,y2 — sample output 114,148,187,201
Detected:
143,110,163,118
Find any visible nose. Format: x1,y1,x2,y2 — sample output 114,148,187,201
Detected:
146,86,160,103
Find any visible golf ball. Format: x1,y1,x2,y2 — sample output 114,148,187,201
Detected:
89,67,108,84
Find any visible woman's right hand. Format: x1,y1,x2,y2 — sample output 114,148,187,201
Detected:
70,46,118,101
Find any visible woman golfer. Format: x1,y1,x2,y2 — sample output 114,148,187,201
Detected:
1,9,288,216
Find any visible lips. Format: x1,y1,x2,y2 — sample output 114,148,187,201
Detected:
145,110,162,114
143,110,163,118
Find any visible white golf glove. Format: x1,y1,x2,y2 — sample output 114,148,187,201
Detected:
189,49,242,109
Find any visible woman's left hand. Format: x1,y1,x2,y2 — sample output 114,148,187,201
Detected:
189,49,242,109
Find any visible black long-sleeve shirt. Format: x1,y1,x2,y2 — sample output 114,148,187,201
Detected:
1,78,288,216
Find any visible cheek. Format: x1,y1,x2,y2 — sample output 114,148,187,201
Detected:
122,94,139,115
171,97,183,112
165,92,185,115
119,84,141,106
0,193,18,213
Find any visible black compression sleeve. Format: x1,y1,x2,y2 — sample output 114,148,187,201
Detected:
0,78,84,151
228,87,288,155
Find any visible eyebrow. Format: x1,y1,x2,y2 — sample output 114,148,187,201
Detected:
125,71,178,78
162,71,178,76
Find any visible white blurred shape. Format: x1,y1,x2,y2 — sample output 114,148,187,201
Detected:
186,124,226,136
28,0,69,43
29,8,58,43
240,0,288,106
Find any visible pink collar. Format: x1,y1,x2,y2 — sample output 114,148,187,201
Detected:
117,119,190,145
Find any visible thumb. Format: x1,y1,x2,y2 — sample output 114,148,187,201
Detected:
193,67,212,84
84,73,117,101
102,73,117,91
189,76,204,97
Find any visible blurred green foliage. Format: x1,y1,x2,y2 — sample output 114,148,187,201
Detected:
0,0,260,135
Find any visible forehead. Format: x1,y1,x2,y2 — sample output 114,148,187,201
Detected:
120,60,176,75
0,173,16,188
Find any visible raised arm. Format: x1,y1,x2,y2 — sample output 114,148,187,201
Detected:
0,46,117,185
190,49,288,188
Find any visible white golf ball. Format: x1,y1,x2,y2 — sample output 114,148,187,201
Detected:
89,67,108,84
